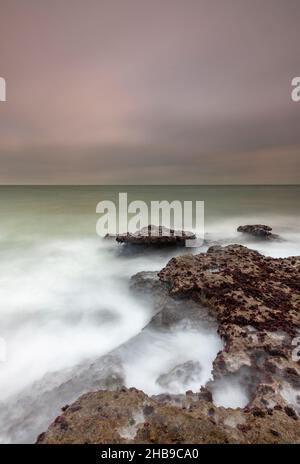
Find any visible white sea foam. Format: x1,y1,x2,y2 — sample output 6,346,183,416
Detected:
121,327,222,395
211,378,249,409
0,238,160,399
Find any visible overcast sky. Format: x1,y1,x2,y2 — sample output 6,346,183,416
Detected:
0,0,299,184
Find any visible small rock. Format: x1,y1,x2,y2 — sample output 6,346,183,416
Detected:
237,224,279,240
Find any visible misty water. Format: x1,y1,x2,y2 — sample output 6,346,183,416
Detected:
0,186,299,443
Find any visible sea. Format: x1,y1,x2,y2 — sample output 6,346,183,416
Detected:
0,185,299,442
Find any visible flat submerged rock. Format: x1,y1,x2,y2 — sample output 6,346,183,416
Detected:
116,225,196,247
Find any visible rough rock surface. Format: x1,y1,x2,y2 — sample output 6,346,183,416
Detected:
237,224,279,239
130,270,217,331
37,388,300,444
37,245,300,444
159,245,300,413
159,245,300,332
116,225,196,247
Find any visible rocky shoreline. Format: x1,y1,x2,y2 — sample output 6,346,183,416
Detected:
37,227,300,444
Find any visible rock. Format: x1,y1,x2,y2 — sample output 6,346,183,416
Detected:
156,361,202,390
37,388,300,444
159,244,300,334
237,224,279,239
130,271,217,331
36,389,230,444
159,245,300,411
130,271,166,304
198,386,213,402
116,225,196,247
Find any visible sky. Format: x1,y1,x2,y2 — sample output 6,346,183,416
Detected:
0,0,299,184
